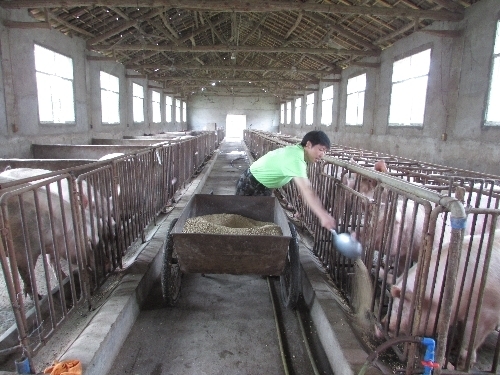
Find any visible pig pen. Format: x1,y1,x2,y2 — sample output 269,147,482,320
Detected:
0,132,219,372
245,130,500,374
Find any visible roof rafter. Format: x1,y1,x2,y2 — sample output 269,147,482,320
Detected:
0,0,464,21
91,43,380,57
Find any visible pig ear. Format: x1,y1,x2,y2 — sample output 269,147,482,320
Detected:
374,160,388,173
390,285,401,298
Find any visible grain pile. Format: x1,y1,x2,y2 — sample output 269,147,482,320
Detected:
183,213,282,236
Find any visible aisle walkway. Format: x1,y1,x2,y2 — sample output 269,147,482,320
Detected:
108,140,287,375
30,139,382,375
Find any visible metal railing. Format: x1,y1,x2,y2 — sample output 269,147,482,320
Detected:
0,130,222,371
244,130,500,374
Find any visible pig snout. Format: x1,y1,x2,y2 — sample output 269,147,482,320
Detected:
374,324,385,339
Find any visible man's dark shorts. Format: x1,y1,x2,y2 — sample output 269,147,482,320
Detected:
235,168,272,196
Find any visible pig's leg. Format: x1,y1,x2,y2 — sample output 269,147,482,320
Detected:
458,310,498,370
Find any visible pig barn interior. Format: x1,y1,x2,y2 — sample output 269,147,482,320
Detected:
0,0,499,374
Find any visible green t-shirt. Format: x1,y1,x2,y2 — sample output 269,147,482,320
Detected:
249,144,307,188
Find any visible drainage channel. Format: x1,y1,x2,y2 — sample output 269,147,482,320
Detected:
268,276,334,375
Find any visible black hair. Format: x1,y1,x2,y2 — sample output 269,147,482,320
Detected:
300,130,331,149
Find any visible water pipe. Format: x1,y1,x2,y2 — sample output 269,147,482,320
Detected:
357,336,439,375
421,337,439,375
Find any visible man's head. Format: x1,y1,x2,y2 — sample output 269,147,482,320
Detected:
300,130,331,149
300,131,331,163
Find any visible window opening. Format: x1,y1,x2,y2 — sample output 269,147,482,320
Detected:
346,73,366,126
388,49,431,126
321,85,334,126
306,93,315,125
294,97,302,125
485,20,500,126
165,96,172,123
152,91,161,123
34,44,75,124
132,83,144,123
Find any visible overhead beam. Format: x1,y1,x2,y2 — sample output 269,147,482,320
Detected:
161,77,340,83
3,20,51,28
86,55,117,61
91,44,380,56
418,29,463,37
0,1,464,21
158,77,323,84
128,64,338,76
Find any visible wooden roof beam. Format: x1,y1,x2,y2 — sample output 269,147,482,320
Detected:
3,20,50,28
126,64,338,76
0,1,464,21
159,77,323,85
91,44,380,57
159,12,180,43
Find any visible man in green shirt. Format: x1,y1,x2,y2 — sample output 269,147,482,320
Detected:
236,130,336,230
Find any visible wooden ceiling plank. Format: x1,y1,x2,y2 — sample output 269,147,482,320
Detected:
2,1,464,22
87,19,137,45
307,13,379,51
159,12,180,42
46,10,94,37
241,14,269,45
284,10,303,40
203,13,227,44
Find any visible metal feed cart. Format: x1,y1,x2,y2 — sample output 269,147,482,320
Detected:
161,194,300,309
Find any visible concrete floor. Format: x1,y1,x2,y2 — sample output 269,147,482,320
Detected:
106,140,332,375
24,139,383,375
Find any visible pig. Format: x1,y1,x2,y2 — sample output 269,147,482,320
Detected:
0,169,114,298
343,160,499,282
341,159,388,200
0,174,83,298
377,234,500,370
0,168,115,243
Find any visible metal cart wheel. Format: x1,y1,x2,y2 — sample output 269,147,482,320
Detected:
161,218,182,306
280,222,300,309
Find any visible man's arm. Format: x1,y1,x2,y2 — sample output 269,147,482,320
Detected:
292,177,336,230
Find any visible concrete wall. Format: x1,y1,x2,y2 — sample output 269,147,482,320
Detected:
0,9,183,158
188,93,280,133
279,0,500,176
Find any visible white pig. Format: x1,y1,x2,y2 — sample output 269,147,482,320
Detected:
0,175,83,298
377,234,500,370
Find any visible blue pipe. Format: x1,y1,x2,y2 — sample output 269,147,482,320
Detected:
421,337,438,374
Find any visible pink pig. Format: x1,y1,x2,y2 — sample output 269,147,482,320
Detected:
377,234,500,370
